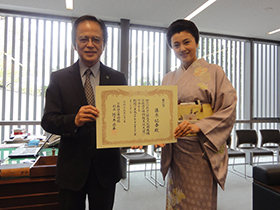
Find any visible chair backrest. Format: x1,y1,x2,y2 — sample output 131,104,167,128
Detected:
153,145,162,158
260,129,280,146
121,146,148,153
226,135,232,148
236,129,258,147
120,147,131,153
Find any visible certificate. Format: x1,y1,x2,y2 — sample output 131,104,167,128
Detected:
96,86,178,148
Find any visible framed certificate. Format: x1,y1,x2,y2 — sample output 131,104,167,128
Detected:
96,86,178,148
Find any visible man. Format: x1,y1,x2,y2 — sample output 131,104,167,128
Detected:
41,15,127,210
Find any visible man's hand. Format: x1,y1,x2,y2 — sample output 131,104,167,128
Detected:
75,105,99,127
174,120,200,138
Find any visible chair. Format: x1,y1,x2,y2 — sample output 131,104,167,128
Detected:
226,135,247,178
260,129,280,163
151,145,165,186
236,130,274,167
120,146,157,191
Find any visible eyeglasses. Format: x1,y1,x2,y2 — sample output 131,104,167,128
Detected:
76,36,104,45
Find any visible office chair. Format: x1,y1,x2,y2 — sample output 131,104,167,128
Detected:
260,129,280,163
226,135,247,178
120,146,157,191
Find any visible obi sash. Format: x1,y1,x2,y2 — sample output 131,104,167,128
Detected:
178,103,213,136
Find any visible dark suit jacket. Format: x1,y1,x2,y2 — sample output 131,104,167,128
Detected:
41,61,127,191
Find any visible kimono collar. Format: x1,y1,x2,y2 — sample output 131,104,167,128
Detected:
181,59,198,71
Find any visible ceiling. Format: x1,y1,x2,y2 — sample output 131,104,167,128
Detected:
0,0,279,42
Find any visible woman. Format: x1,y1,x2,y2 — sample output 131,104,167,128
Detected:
160,19,237,210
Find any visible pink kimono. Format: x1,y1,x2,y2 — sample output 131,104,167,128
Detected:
161,58,237,210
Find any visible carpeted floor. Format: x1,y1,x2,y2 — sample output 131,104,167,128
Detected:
113,164,252,210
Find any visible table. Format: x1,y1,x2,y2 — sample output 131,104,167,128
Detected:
0,146,59,210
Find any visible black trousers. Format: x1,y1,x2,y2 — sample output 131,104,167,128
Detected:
59,161,116,210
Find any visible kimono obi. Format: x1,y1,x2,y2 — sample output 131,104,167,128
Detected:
178,103,213,136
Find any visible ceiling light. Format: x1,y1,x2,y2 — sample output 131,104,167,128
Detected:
65,0,73,10
268,28,280,35
185,0,216,20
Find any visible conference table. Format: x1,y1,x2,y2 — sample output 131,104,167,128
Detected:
0,144,59,210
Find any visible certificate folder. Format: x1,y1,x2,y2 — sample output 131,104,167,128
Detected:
30,156,57,178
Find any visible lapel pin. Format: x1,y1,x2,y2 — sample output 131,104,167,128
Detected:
106,76,109,79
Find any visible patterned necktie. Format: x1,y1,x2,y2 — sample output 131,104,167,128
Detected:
84,69,95,106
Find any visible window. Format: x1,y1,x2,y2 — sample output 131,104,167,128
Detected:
0,11,279,142
171,36,248,121
253,42,279,119
0,13,120,140
128,27,166,86
170,35,280,139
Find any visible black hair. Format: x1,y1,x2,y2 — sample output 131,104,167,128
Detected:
166,19,199,48
71,15,108,47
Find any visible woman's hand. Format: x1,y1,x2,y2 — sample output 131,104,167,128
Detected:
174,120,200,138
154,144,166,148
131,146,143,149
131,144,166,149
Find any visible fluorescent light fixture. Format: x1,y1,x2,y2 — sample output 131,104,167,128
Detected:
65,0,73,10
268,28,280,35
185,0,216,20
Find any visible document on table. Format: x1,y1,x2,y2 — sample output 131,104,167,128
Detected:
96,86,178,148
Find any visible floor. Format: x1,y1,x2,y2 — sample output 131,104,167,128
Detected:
85,155,277,209
113,164,252,210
